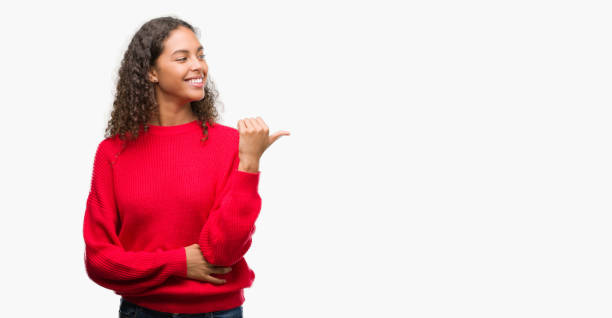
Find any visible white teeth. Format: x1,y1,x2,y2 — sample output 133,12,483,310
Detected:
187,78,203,84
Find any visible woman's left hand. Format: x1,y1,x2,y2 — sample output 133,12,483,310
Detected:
237,117,290,171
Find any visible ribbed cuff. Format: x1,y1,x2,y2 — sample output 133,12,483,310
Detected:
232,170,260,194
166,247,187,278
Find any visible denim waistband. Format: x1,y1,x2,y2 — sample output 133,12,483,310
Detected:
119,298,243,318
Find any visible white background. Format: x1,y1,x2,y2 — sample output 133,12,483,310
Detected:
0,0,610,317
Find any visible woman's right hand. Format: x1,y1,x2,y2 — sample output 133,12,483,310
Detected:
184,243,232,284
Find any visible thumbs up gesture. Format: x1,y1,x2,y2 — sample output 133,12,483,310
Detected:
237,117,290,173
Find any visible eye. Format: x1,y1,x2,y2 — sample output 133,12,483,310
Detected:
176,55,205,62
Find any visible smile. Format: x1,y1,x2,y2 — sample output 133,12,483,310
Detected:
186,77,204,87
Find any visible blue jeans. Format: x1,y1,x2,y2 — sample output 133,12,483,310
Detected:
119,298,243,318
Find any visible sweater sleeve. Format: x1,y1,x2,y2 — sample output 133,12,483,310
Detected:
82,139,187,296
198,149,262,267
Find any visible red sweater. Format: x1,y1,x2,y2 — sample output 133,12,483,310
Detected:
82,119,262,314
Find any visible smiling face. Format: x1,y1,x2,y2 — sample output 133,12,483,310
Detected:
148,26,208,104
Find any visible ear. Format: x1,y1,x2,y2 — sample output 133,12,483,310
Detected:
148,67,158,83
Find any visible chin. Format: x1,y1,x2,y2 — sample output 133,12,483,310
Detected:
188,95,205,103
195,92,206,100
184,91,205,101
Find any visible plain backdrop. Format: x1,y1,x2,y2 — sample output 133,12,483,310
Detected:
0,0,610,317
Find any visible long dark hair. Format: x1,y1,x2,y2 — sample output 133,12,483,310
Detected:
104,16,222,145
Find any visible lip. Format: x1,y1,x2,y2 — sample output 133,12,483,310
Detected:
185,76,205,88
185,74,204,80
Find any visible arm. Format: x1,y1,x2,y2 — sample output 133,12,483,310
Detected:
198,149,262,267
82,140,187,296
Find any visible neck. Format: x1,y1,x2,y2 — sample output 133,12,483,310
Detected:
149,89,197,126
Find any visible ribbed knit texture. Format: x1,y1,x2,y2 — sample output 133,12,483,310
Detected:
82,119,262,314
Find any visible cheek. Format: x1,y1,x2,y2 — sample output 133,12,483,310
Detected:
163,72,188,91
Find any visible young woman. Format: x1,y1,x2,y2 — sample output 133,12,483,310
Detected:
82,16,289,317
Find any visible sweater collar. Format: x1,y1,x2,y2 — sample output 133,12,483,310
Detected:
144,119,203,136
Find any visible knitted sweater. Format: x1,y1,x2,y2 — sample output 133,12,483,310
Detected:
82,119,262,314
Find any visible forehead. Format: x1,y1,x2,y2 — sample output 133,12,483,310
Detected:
163,26,201,54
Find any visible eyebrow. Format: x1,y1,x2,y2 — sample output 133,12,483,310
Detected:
171,46,204,56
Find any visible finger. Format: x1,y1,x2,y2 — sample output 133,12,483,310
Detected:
255,117,269,134
249,117,263,131
269,130,291,144
212,266,232,274
205,275,227,285
238,118,248,132
244,117,257,132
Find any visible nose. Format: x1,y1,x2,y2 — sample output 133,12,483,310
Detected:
190,58,205,72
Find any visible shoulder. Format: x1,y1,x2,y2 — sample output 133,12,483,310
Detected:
209,122,239,138
208,122,240,151
94,135,124,162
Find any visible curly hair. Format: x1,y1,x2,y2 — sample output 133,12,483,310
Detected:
104,16,222,147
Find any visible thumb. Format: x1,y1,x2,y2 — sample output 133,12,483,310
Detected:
269,130,291,144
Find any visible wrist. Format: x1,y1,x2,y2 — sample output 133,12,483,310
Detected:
238,157,260,173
